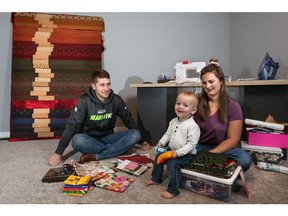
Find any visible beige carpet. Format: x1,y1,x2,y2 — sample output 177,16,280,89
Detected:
0,139,288,205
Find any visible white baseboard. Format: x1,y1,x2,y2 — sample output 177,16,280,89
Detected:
0,132,10,139
0,128,128,139
0,129,129,139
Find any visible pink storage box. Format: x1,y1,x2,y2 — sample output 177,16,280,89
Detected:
247,131,288,148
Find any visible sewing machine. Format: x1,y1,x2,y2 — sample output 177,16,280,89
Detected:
174,61,206,82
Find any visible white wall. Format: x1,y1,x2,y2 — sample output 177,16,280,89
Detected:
0,12,230,137
230,13,288,80
0,13,12,138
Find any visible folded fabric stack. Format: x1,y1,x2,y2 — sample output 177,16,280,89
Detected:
61,175,93,196
183,151,238,178
94,173,135,193
117,154,153,165
70,160,115,182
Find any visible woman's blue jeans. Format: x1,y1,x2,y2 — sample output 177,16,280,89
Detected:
150,152,193,196
196,144,253,172
71,129,141,161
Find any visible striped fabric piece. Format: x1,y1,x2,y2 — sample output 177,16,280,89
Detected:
10,12,105,141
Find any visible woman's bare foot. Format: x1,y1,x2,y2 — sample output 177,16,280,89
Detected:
141,141,151,151
161,191,176,199
145,179,158,186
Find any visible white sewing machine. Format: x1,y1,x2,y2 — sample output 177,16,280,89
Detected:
174,61,206,82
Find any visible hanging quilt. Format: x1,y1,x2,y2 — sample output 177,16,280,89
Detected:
10,12,105,141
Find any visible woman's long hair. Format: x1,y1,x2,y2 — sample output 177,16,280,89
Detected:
198,59,228,123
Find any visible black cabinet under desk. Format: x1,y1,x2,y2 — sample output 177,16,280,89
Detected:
130,80,288,146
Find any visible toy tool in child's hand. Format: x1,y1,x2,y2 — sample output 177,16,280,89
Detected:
155,146,167,153
157,151,173,164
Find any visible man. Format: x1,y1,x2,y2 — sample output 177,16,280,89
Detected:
48,69,141,166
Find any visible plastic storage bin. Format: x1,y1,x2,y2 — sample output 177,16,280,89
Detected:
180,166,242,202
241,141,283,165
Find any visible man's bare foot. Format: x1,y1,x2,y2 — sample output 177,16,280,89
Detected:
145,179,158,186
161,191,177,199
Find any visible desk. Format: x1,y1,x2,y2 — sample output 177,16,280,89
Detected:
130,80,288,145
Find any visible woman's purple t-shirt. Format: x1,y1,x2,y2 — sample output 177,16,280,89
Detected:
194,97,243,146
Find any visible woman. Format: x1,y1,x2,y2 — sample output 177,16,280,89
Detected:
194,58,252,171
